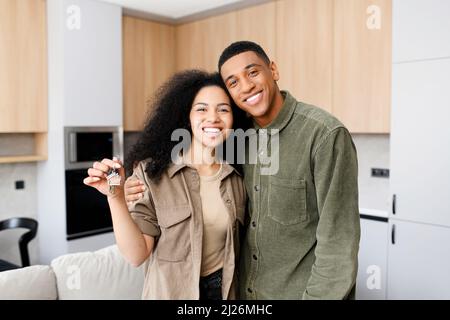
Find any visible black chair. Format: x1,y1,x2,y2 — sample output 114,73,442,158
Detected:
0,217,38,272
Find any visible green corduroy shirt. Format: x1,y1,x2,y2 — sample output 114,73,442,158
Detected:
239,91,360,300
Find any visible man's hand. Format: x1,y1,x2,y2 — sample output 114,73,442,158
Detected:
124,177,145,205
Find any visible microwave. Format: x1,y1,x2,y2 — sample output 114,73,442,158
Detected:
64,126,123,170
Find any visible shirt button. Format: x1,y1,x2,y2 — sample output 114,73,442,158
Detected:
254,185,260,191
252,254,258,260
251,221,256,228
247,288,253,293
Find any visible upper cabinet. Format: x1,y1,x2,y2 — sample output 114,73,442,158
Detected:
333,0,392,133
125,0,392,134
278,0,391,132
176,11,237,71
63,0,122,127
276,0,333,113
234,2,277,62
0,0,47,133
175,2,276,72
393,0,450,63
123,16,175,131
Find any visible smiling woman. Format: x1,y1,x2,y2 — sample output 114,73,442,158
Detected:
84,69,249,300
125,70,249,179
189,85,234,156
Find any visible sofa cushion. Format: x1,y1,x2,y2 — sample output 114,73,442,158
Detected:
0,265,57,300
50,245,144,300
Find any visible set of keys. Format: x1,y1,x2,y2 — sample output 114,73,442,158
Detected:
106,167,121,194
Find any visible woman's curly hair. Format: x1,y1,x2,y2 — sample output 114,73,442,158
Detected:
125,69,251,182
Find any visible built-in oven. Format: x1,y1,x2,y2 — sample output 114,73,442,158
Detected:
64,127,123,240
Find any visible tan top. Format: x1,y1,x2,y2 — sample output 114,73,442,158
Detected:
128,160,247,300
199,163,229,277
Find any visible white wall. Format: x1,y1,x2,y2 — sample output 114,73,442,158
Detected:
352,134,390,213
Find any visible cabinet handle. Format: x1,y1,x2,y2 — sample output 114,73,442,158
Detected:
391,224,396,245
392,194,396,215
69,132,77,163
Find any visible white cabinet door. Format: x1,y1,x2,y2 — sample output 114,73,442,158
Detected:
387,219,450,299
356,216,389,300
390,58,450,227
393,0,450,62
63,0,122,127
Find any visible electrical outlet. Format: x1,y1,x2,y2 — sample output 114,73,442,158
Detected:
15,180,25,189
371,168,390,178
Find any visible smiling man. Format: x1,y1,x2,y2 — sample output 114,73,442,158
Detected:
218,41,360,300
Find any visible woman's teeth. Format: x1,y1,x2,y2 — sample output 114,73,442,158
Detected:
203,128,221,136
203,128,220,132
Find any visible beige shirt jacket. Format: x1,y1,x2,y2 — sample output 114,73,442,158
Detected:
128,160,247,299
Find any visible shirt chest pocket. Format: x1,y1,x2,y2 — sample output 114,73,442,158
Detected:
156,206,191,262
268,176,308,226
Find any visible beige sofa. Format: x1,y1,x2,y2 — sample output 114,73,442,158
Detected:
0,245,144,299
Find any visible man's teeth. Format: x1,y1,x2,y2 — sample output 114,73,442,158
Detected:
203,128,221,133
246,93,261,102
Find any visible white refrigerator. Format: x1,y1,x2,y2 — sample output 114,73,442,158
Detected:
389,0,450,299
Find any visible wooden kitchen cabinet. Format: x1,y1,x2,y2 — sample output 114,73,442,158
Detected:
276,0,333,113
333,0,392,133
0,0,47,133
127,0,392,133
276,0,391,132
176,0,334,114
123,16,175,131
176,11,238,72
176,2,276,72
234,2,276,62
0,132,47,163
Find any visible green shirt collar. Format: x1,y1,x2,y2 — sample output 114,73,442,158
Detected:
253,91,297,134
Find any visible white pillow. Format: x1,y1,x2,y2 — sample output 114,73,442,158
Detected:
50,245,144,300
0,265,57,300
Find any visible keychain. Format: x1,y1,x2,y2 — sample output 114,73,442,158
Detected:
106,166,121,194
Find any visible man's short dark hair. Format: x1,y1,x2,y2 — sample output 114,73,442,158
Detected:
218,41,270,72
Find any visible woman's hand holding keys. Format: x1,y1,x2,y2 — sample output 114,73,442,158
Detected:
83,157,125,199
